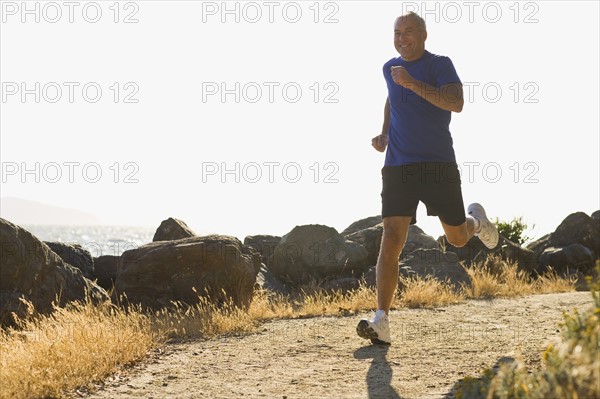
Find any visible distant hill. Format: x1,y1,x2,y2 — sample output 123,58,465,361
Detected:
0,197,101,225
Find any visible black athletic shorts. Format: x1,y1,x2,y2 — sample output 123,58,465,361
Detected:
381,162,466,226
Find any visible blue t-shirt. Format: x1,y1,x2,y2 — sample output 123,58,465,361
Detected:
383,50,462,166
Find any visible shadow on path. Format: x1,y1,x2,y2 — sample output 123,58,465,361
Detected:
353,345,404,399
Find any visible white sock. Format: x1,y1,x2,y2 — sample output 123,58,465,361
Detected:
375,309,387,320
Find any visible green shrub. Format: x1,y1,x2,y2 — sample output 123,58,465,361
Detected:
493,217,533,245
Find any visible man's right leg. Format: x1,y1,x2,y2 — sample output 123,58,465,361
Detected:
357,216,412,345
377,216,413,312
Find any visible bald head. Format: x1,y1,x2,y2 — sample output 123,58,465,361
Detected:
394,12,426,32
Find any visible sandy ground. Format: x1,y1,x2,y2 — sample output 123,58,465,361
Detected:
82,292,593,399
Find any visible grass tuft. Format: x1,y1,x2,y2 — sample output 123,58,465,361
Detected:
465,256,533,298
400,275,465,308
465,256,576,299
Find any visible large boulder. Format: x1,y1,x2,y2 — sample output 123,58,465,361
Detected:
440,235,540,275
344,223,383,267
152,217,196,242
341,216,382,236
45,241,94,279
271,225,369,285
538,244,595,274
92,255,120,291
363,265,390,289
255,263,288,294
345,223,440,267
399,249,470,289
525,233,551,259
402,225,441,256
0,218,109,326
115,235,260,309
361,249,466,290
243,235,281,268
523,212,600,275
548,212,600,258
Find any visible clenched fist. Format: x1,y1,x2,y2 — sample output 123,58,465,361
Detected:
371,134,388,152
391,66,415,88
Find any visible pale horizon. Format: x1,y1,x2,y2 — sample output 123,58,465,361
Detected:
2,195,597,244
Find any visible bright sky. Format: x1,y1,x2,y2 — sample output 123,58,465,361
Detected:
1,1,599,241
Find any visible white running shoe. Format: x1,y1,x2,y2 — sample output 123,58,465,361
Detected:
468,203,500,249
356,310,391,345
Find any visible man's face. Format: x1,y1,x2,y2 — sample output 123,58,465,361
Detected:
394,16,427,61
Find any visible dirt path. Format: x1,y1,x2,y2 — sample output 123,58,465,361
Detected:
84,292,593,399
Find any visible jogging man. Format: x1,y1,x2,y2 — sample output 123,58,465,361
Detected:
356,12,499,345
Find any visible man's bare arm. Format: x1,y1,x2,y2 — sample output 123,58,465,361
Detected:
391,66,464,113
409,82,464,113
382,97,391,136
372,97,390,152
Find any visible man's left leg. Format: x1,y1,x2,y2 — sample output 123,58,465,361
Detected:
441,203,499,249
441,217,475,248
423,163,499,249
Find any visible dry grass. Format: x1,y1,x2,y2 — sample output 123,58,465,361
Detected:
533,268,579,294
298,283,379,316
466,257,534,298
399,275,466,308
149,297,256,340
0,295,258,399
465,256,577,299
249,280,379,319
247,289,296,320
0,298,154,399
0,256,582,399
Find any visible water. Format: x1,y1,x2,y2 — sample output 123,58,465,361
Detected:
23,225,155,257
